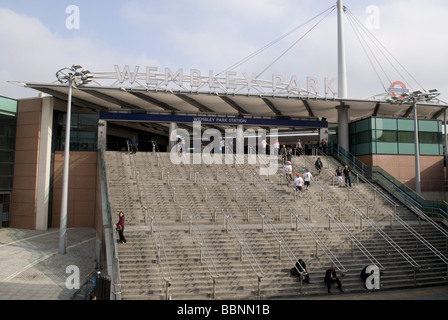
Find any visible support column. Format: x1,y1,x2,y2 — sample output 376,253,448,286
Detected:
168,122,178,152
236,124,244,165
98,119,107,151
337,103,350,152
413,102,421,195
36,97,54,231
337,0,348,99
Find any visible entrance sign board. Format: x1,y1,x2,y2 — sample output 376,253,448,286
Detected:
111,65,337,98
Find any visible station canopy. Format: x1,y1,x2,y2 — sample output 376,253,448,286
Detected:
18,79,448,136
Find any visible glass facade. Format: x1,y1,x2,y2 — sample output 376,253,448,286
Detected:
54,111,98,151
0,97,17,191
350,117,443,156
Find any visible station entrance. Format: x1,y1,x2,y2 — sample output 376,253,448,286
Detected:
99,111,329,154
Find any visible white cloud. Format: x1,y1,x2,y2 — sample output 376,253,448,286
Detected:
1,1,447,102
0,8,161,98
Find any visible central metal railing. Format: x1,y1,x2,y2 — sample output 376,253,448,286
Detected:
128,141,173,299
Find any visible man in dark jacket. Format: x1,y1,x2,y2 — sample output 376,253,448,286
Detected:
324,266,343,293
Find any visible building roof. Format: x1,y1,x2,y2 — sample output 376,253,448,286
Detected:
20,82,448,126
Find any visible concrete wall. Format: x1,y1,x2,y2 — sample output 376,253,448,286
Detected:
358,154,445,192
51,151,98,228
10,98,42,229
10,97,101,230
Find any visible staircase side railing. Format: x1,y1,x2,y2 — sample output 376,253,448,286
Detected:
98,145,122,300
318,167,428,270
330,144,448,220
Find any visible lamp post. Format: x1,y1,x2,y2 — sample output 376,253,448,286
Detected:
388,89,441,195
56,64,93,255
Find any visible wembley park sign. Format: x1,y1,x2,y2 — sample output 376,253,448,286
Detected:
112,65,337,97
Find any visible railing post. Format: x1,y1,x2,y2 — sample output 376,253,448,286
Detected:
157,244,161,264
165,280,171,300
180,206,184,223
247,208,250,222
296,215,299,232
315,240,319,258
212,278,216,300
240,242,243,261
262,215,265,233
278,241,282,260
257,277,262,298
200,243,203,264
143,207,148,225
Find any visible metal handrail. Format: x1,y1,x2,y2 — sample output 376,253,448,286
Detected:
289,207,347,273
193,169,266,281
222,146,331,291
384,206,448,266
98,145,122,300
331,144,448,218
320,165,447,268
187,209,219,279
298,156,430,271
151,142,223,294
223,209,266,281
243,145,349,274
163,169,221,292
129,144,173,298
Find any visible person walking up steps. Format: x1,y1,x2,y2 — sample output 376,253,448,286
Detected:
294,173,304,195
303,168,313,190
285,161,293,186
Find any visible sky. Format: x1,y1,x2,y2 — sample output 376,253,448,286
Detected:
0,0,447,101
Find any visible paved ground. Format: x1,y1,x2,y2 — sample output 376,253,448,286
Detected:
0,227,97,300
0,227,447,301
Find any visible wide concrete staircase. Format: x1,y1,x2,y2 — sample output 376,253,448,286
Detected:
104,150,448,300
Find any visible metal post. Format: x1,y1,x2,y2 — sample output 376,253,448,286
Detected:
414,102,422,195
165,281,171,300
59,79,73,255
200,243,203,264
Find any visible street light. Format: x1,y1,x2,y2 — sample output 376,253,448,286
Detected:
387,89,441,195
56,64,93,255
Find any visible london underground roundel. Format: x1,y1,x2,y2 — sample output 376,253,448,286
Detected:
389,81,409,99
